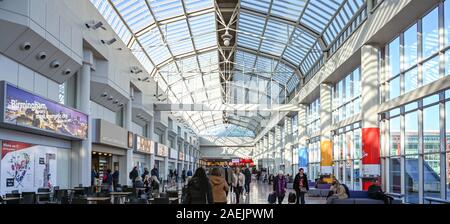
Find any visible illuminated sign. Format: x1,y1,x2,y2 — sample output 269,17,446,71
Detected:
157,143,168,157
2,83,88,139
136,135,154,154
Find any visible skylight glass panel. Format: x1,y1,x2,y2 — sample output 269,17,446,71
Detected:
164,20,193,56
138,29,171,64
189,13,216,49
287,74,300,93
270,0,307,22
198,51,218,72
260,19,294,56
283,28,316,65
300,0,339,33
237,13,265,50
254,56,276,74
112,0,153,33
147,0,183,21
273,63,294,85
130,42,155,73
235,51,257,72
184,0,214,13
240,0,271,14
91,0,132,44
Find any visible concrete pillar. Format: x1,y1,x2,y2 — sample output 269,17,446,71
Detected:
361,44,381,190
320,83,333,175
71,49,92,187
124,96,133,186
284,116,292,175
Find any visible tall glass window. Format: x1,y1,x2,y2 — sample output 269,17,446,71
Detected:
390,116,401,156
405,155,420,203
404,68,418,93
404,24,418,69
389,157,401,193
423,104,440,153
388,37,400,78
405,111,419,155
424,153,441,199
332,67,361,123
422,8,439,59
423,56,440,85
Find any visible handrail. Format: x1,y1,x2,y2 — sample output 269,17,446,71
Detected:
424,197,450,204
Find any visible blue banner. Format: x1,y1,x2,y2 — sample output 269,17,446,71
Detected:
298,147,308,169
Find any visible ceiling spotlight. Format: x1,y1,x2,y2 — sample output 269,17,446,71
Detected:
101,38,117,45
131,66,143,74
63,69,72,75
85,21,106,30
37,51,47,60
138,77,149,82
107,96,113,101
113,100,119,104
101,92,108,97
118,103,124,107
21,42,32,51
221,29,233,47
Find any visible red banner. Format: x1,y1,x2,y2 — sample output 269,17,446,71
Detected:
362,128,380,165
1,140,33,159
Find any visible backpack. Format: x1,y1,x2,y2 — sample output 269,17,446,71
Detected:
342,184,350,197
367,185,383,200
268,192,277,204
288,192,296,204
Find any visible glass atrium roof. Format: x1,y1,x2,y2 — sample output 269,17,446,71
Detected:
91,0,367,137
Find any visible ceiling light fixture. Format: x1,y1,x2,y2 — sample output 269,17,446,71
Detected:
221,28,233,47
101,38,117,45
85,21,106,30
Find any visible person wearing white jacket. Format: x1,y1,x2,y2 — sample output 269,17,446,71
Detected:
232,168,245,204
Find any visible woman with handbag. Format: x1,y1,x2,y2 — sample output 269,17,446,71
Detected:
293,168,309,204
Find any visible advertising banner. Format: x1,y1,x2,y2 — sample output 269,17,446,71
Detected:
320,140,333,174
361,128,381,177
1,140,57,194
3,84,88,139
298,147,308,171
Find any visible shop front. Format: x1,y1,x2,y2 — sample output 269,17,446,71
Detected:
91,119,132,186
133,134,153,176
155,143,169,180
169,148,178,174
0,82,88,194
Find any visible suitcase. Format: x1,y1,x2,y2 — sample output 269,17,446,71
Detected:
288,192,296,204
268,192,277,204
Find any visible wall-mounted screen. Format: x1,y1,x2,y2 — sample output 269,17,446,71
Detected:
2,83,88,139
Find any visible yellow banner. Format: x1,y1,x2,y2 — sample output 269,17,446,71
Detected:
320,140,333,167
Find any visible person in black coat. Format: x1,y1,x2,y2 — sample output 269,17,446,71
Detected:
185,167,213,204
293,168,309,204
129,166,139,184
244,167,252,194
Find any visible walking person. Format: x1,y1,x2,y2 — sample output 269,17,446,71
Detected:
232,167,245,204
112,167,119,191
209,167,229,204
129,166,139,184
244,167,252,194
151,165,159,180
185,167,213,204
293,168,309,204
105,169,113,192
273,170,287,204
182,169,186,183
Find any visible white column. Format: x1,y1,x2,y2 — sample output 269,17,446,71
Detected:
361,44,382,189
320,83,333,175
71,49,92,187
124,96,134,186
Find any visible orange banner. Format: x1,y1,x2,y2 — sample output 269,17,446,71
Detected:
320,140,333,166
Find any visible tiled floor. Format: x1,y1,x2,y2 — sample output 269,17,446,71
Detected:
227,181,326,204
